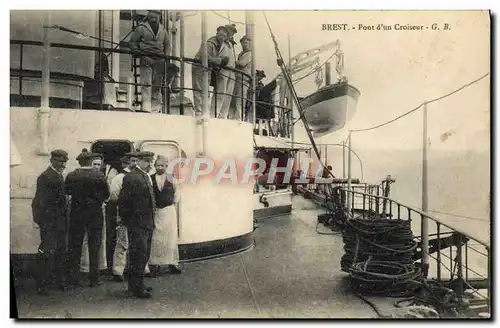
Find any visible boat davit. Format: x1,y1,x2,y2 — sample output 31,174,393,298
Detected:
299,80,361,137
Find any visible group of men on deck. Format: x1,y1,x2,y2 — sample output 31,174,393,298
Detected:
32,148,180,299
128,10,269,121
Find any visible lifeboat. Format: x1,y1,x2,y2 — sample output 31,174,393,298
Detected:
299,80,361,137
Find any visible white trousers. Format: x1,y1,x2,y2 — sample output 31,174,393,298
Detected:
191,65,206,116
211,70,235,119
230,75,249,121
112,224,150,276
140,60,165,113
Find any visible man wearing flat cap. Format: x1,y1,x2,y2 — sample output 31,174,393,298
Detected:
230,35,252,120
129,10,176,113
31,149,69,295
192,25,230,116
65,149,110,287
118,151,156,298
246,70,272,121
110,155,150,281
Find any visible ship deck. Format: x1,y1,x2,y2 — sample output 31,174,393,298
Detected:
13,196,382,319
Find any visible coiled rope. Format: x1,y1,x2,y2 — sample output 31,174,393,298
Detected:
342,216,423,297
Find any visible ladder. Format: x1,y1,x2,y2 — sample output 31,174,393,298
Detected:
131,10,144,108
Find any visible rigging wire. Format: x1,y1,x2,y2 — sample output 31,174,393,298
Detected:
426,209,489,222
211,11,246,25
263,48,339,108
291,141,364,181
262,11,330,179
291,50,338,84
265,48,338,102
351,73,490,133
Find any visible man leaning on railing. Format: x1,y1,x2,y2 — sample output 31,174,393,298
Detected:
192,25,230,116
128,10,177,113
214,24,238,119
230,35,252,121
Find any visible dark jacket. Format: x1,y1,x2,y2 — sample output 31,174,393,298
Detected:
151,173,176,209
65,168,110,221
256,79,277,120
118,168,156,230
31,167,67,230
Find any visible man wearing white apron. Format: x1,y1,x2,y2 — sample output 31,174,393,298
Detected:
149,155,181,275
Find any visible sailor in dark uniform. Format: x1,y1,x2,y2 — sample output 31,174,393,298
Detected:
31,149,69,295
65,150,110,287
118,151,156,298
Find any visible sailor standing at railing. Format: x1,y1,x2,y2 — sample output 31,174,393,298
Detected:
230,35,252,120
128,10,171,113
192,26,229,116
215,24,238,119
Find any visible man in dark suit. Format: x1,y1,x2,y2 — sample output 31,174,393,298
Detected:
65,149,110,287
118,151,156,298
31,149,69,295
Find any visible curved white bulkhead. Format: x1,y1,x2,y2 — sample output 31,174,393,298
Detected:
10,108,254,256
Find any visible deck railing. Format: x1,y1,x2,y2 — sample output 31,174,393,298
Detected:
341,188,490,314
10,39,293,121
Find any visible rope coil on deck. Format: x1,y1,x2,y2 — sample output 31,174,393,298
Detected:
349,258,423,297
341,216,423,297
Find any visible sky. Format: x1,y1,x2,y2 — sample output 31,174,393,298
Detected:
181,10,490,152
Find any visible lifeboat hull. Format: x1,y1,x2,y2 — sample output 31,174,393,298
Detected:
299,82,361,137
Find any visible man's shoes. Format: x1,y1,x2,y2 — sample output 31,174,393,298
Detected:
68,279,84,287
111,275,124,282
128,286,153,292
133,290,152,299
169,265,182,274
36,287,49,296
128,288,152,299
89,279,103,287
